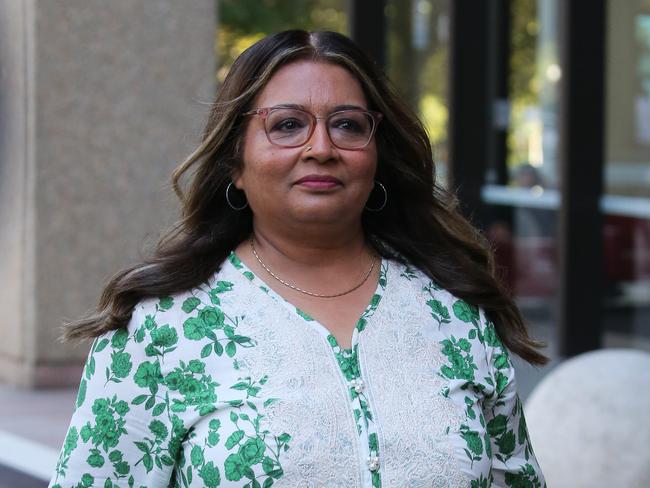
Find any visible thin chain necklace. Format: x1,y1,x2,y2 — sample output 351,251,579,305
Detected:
249,236,377,299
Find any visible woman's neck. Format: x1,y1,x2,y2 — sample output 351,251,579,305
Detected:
250,219,369,268
233,218,378,302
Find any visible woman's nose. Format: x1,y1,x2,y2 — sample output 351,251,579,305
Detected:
303,121,336,161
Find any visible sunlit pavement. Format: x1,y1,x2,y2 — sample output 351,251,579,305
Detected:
0,385,76,486
0,464,47,488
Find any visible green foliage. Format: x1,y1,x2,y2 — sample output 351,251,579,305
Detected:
218,0,347,82
385,0,449,147
510,0,539,106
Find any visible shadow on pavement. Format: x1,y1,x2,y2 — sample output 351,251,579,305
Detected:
0,464,47,488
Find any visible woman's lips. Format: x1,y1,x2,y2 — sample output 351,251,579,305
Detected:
294,175,342,189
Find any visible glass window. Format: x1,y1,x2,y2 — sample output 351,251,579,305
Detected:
603,0,650,351
483,0,560,367
385,0,451,185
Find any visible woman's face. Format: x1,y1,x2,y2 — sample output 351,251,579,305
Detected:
234,60,378,229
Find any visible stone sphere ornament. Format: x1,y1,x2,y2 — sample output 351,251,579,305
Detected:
525,348,650,487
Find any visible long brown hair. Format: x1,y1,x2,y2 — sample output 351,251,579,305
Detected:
64,30,547,365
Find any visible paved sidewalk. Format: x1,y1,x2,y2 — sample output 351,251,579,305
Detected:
0,463,48,488
0,385,77,449
0,384,77,485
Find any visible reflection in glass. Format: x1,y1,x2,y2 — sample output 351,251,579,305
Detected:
216,0,348,84
604,0,650,351
484,0,560,322
386,0,450,186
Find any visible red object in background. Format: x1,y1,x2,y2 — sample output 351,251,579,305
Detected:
604,216,637,282
490,215,650,299
513,237,557,299
487,220,557,300
604,215,650,281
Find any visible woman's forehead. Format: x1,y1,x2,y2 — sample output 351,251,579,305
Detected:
254,60,368,110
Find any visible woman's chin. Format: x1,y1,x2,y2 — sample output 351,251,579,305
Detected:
287,203,362,226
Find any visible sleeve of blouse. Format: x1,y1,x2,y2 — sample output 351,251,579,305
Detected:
49,303,179,488
480,312,547,488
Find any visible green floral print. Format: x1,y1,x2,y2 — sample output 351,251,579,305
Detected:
50,255,544,487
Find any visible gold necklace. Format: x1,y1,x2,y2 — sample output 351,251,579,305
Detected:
249,236,377,298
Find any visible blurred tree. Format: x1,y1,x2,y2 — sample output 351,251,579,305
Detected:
507,0,541,168
386,0,418,108
416,1,449,152
509,0,538,106
217,0,347,83
385,0,449,153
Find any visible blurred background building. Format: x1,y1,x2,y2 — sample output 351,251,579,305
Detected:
0,0,648,486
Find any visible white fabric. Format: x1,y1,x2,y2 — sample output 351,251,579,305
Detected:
49,255,545,488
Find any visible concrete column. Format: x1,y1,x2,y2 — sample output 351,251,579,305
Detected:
0,0,216,387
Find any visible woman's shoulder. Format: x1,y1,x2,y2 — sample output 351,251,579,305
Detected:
84,261,248,393
386,257,503,350
382,258,506,403
127,261,241,338
384,257,457,307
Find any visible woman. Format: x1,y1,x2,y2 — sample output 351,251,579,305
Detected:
50,30,547,487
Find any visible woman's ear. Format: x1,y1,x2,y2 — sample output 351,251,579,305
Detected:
231,168,245,190
231,132,247,190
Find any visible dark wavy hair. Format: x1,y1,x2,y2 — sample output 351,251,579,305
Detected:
64,30,547,365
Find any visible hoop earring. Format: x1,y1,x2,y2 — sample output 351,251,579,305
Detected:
225,182,248,210
365,181,387,212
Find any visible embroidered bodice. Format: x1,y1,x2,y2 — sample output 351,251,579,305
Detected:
50,254,545,488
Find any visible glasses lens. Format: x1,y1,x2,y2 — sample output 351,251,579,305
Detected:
328,110,374,149
265,109,312,147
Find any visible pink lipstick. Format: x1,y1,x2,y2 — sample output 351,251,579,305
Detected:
294,174,342,189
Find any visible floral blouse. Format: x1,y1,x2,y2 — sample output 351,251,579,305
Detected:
50,253,545,488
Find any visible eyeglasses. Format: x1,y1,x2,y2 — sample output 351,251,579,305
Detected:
242,106,383,150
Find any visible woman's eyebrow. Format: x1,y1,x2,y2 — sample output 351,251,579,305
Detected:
331,104,367,111
271,103,305,109
270,103,368,111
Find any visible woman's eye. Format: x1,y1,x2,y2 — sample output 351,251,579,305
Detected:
331,116,366,133
270,118,304,132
